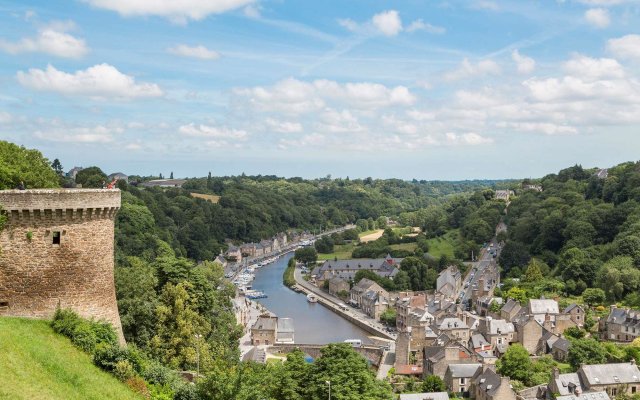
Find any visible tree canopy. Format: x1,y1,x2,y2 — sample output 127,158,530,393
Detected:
0,140,59,189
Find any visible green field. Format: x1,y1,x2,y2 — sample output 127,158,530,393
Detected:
317,243,356,260
389,242,418,252
0,317,141,400
358,229,379,237
425,230,458,259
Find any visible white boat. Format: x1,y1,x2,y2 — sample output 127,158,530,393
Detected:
307,293,318,303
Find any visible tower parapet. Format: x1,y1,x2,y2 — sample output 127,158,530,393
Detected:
0,189,123,341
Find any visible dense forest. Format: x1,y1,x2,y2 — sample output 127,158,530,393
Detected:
499,162,640,307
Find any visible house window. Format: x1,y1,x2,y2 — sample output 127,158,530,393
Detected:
632,387,636,394
52,231,61,245
611,388,618,396
460,378,466,385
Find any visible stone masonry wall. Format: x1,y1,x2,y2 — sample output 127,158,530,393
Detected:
0,189,123,342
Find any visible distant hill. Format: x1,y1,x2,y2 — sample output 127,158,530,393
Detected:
0,317,140,400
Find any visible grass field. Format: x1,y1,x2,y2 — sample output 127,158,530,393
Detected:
389,242,418,252
190,192,221,203
0,317,141,400
425,230,458,259
317,243,356,260
359,229,384,243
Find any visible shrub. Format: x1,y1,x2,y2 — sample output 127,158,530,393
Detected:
148,384,174,400
125,376,150,399
173,384,200,400
94,343,143,374
114,360,136,382
51,308,117,353
143,361,182,389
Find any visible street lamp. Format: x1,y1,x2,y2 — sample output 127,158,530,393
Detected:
194,334,203,379
326,380,331,400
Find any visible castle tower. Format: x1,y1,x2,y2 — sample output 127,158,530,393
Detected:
0,189,123,341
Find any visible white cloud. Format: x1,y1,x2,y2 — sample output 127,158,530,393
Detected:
317,109,364,133
243,4,261,19
339,10,442,37
34,125,120,143
511,50,536,74
179,123,247,140
83,0,254,23
233,78,416,114
405,19,446,34
607,34,640,61
584,8,610,28
576,0,627,5
17,64,163,99
168,44,220,60
445,132,494,145
372,10,403,36
562,54,624,81
265,118,303,133
0,23,88,58
472,1,500,11
444,58,501,81
497,122,578,135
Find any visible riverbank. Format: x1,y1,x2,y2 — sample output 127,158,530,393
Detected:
291,266,395,341
282,258,295,287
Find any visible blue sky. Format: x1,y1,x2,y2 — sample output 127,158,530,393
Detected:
1,0,639,180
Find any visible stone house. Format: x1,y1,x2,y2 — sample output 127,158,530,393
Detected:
527,299,559,324
214,254,228,268
225,245,242,262
549,369,584,397
551,337,571,362
578,362,640,397
251,315,277,345
477,296,503,317
241,243,256,257
423,341,476,378
328,277,350,297
600,306,640,342
470,333,492,353
495,190,515,202
445,363,482,396
479,317,515,348
312,255,402,287
436,317,470,342
361,288,389,320
437,266,462,299
350,278,386,307
471,367,517,400
564,304,585,327
514,315,544,354
396,293,427,331
500,299,523,322
259,239,273,254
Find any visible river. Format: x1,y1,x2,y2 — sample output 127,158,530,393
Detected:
250,252,372,344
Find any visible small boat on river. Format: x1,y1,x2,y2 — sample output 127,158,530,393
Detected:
306,293,318,303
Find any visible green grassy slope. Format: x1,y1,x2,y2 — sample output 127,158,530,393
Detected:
0,317,141,400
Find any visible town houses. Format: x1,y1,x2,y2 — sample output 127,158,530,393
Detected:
224,232,289,263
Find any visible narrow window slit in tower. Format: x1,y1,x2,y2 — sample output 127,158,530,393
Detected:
52,231,61,245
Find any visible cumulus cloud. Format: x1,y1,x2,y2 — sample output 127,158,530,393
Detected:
339,10,443,36
16,64,163,99
607,34,640,61
511,50,536,74
562,54,624,81
168,44,220,60
179,123,247,140
584,8,610,28
34,125,120,143
372,10,403,36
233,78,416,114
82,0,254,23
445,132,494,145
265,118,303,133
444,58,501,81
0,23,88,58
496,122,578,135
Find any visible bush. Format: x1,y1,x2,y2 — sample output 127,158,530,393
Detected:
114,360,136,382
173,383,200,400
93,343,144,374
125,376,150,399
51,308,117,353
143,361,182,390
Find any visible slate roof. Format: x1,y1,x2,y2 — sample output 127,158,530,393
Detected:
439,317,468,330
474,368,504,397
488,319,515,335
501,299,522,314
564,304,583,313
448,363,481,378
553,373,583,396
529,299,559,315
312,257,401,281
253,316,276,331
471,333,490,349
556,392,610,400
580,362,640,386
553,337,571,352
399,392,449,400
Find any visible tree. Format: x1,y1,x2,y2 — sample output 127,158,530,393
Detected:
499,241,531,274
567,338,608,370
523,259,544,283
497,344,532,383
582,288,606,307
170,172,174,179
564,326,586,340
314,236,334,254
0,140,59,189
294,247,318,265
505,287,528,304
51,158,64,175
422,375,446,393
75,166,108,188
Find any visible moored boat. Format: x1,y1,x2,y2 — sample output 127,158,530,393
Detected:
306,293,318,303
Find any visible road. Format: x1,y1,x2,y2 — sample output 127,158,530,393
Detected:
458,221,506,308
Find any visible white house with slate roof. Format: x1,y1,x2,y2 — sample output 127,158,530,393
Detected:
600,306,640,342
312,254,401,286
578,361,640,397
527,299,559,324
445,363,482,396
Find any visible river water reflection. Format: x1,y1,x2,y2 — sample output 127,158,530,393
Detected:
250,252,372,344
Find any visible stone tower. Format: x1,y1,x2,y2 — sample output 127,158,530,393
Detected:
0,189,123,341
